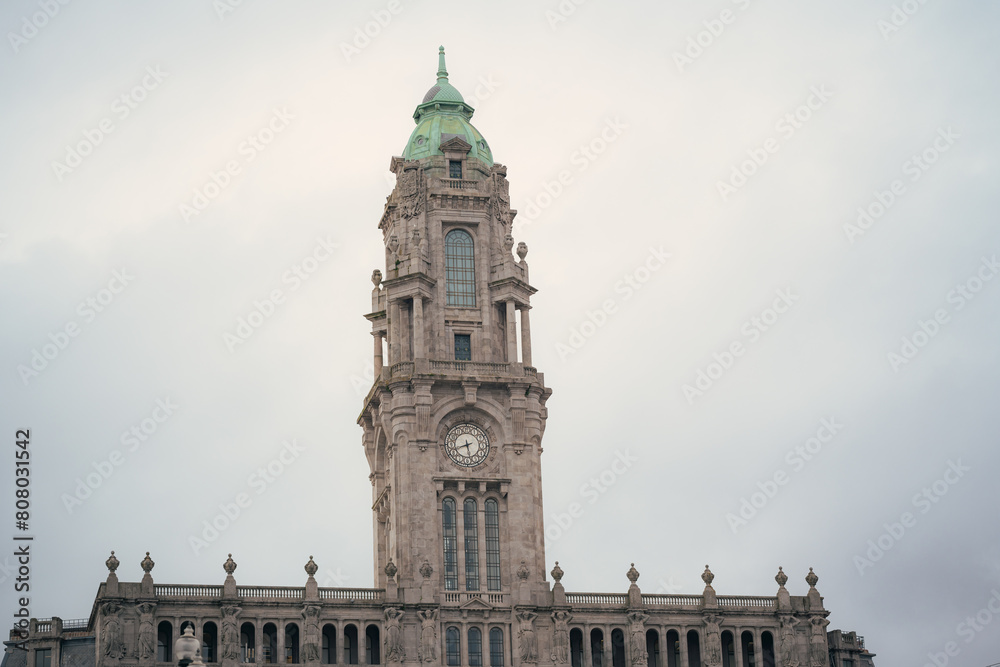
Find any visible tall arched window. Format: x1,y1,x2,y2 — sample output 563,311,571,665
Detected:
646,630,660,667
740,631,755,667
611,629,625,667
464,498,480,590
685,631,700,667
445,229,476,307
468,628,483,667
322,625,336,664
721,632,735,667
241,622,256,663
442,497,459,590
665,631,680,667
285,624,300,664
490,628,505,667
485,499,501,591
761,632,775,667
365,625,380,665
446,627,461,667
202,622,218,663
591,629,604,667
344,625,358,665
262,624,277,664
570,629,584,667
157,622,173,663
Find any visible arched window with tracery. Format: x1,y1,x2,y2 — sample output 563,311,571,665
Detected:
464,498,480,590
446,627,461,667
442,497,459,590
445,229,476,307
485,498,501,591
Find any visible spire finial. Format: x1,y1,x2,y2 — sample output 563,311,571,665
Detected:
437,45,448,82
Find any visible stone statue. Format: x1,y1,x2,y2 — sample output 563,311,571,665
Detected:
418,608,438,662
101,602,126,664
136,603,156,660
808,617,829,667
778,616,800,667
301,605,320,663
550,611,572,664
516,610,538,663
384,607,405,663
702,614,723,667
626,612,648,667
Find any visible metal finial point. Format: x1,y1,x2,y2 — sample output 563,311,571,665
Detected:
437,46,448,81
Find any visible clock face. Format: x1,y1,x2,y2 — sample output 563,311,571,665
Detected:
445,423,490,467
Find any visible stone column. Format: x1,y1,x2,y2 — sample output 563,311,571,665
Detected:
413,297,424,360
678,630,688,667
734,630,744,667
506,300,518,363
583,627,593,667
374,333,384,377
389,300,401,366
519,307,532,366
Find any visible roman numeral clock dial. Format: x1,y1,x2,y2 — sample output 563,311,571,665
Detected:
444,423,490,467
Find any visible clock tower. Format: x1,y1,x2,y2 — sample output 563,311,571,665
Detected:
359,47,552,606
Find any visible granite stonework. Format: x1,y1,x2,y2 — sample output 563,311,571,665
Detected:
2,48,876,667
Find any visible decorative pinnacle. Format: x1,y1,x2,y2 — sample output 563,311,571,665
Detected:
775,566,788,588
224,554,237,576
437,46,448,82
626,563,639,584
701,564,714,586
806,567,819,588
305,556,318,578
106,551,119,573
550,561,564,584
140,552,155,574
385,559,398,579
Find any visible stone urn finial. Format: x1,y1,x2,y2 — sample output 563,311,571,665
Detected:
385,560,398,579
806,567,818,588
626,563,640,584
701,565,714,586
517,560,530,581
419,560,433,579
106,551,119,573
140,552,155,574
174,625,201,664
517,242,528,262
224,554,237,576
371,269,382,287
550,561,564,584
388,234,399,256
305,556,318,578
775,566,788,588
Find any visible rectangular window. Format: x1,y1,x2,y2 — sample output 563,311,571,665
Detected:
464,498,480,590
449,160,463,179
485,499,501,591
443,498,459,590
455,334,472,361
35,650,51,667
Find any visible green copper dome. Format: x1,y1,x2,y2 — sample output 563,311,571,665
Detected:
402,47,493,164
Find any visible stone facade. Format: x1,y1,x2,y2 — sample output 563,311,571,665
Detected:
2,48,876,667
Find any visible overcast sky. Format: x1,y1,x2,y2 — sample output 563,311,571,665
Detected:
2,2,999,666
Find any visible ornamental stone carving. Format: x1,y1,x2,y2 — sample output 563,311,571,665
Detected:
778,615,800,667
224,554,237,576
140,552,154,574
301,605,320,663
101,601,126,665
550,562,564,583
808,617,830,667
222,605,242,664
417,609,438,662
626,612,648,667
702,613,723,667
105,551,119,574
384,607,405,663
136,603,156,661
516,610,538,663
550,611,572,664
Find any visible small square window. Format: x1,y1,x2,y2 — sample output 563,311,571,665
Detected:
455,334,471,361
449,160,463,179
